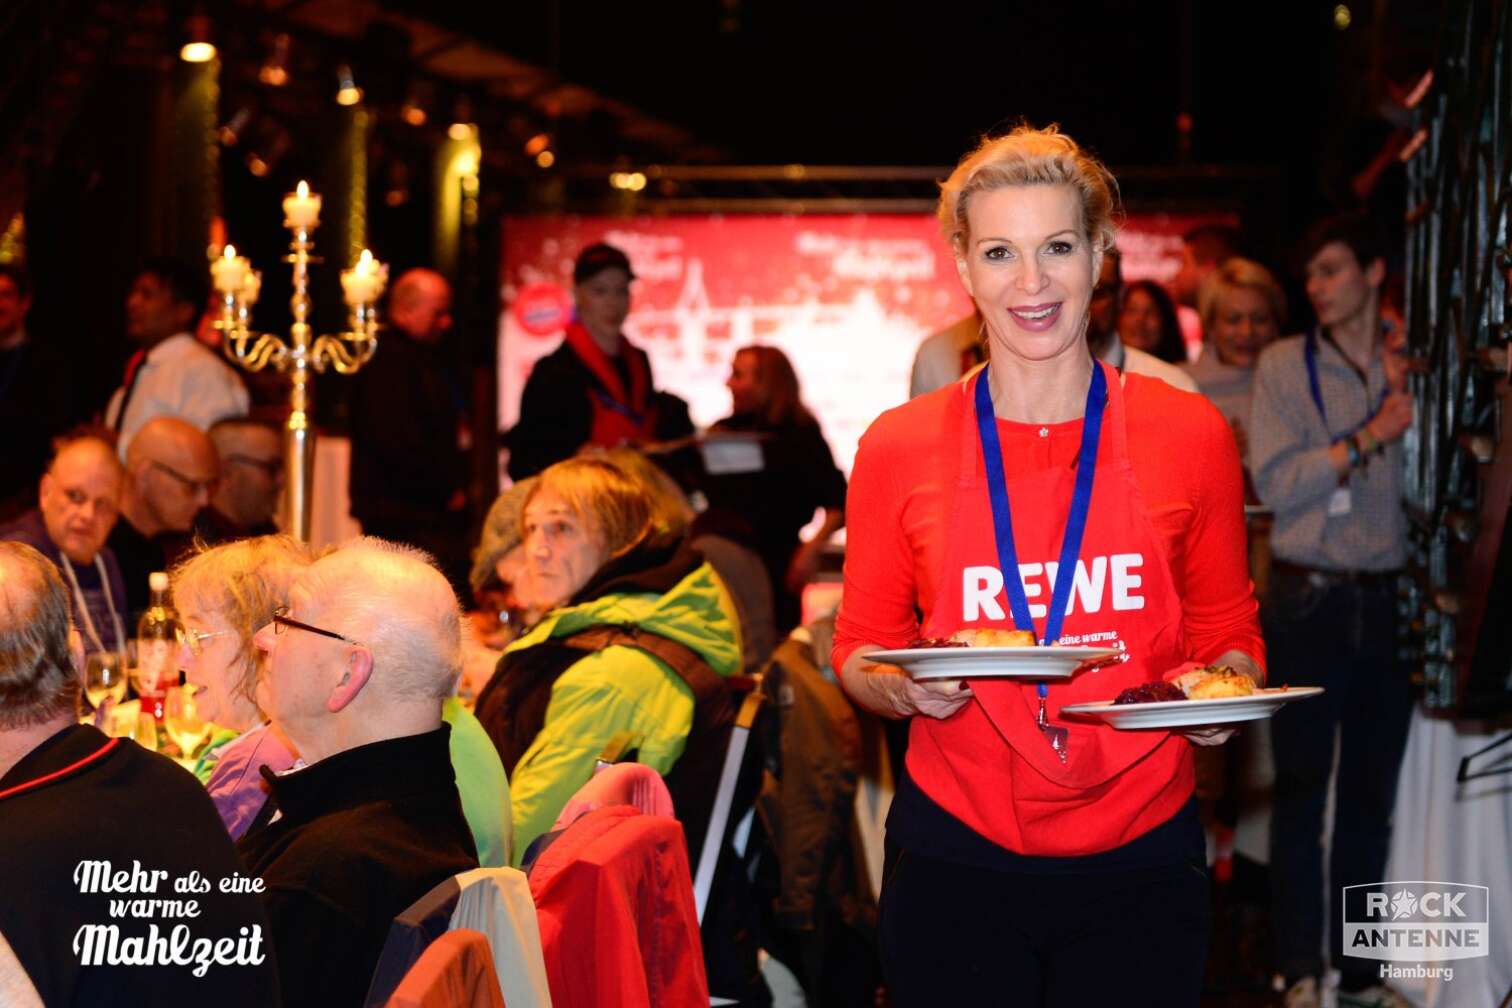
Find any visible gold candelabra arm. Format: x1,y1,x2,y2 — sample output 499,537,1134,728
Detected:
312,286,383,375
216,296,289,372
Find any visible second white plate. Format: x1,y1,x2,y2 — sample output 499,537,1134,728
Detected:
866,645,1123,681
1060,686,1325,729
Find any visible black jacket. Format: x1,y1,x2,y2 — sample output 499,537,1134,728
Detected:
237,726,478,1008
347,334,465,526
505,339,693,480
0,726,281,1007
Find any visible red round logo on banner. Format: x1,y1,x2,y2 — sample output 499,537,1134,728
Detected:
514,283,571,336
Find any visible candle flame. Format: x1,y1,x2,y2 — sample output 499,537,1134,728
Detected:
358,248,372,265
296,180,309,198
224,244,236,258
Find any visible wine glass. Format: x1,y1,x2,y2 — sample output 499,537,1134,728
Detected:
163,685,209,759
83,652,129,714
132,710,159,751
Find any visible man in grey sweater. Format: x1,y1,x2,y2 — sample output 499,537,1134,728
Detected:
1249,213,1414,1008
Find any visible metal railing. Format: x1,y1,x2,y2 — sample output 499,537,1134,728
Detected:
1402,0,1512,716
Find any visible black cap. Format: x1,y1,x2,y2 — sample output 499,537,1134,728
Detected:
573,243,635,284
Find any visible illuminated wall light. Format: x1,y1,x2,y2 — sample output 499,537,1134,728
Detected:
246,153,270,177
627,172,646,192
335,65,363,106
535,150,555,169
448,122,476,141
610,172,628,189
524,133,551,158
403,103,428,126
1333,4,1352,29
259,34,290,86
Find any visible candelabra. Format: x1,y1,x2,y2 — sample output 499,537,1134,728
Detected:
211,181,388,541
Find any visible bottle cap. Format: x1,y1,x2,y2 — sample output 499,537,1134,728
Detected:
149,572,169,592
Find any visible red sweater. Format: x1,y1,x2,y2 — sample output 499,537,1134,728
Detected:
834,372,1265,855
835,373,1263,673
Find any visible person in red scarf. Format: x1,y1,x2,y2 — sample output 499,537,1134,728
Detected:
832,125,1265,1006
507,244,691,480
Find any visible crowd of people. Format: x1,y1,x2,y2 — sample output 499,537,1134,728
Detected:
0,120,1424,1008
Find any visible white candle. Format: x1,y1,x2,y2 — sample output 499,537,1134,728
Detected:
282,180,322,230
340,248,387,306
211,245,249,294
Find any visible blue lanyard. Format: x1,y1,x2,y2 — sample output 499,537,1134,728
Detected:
1304,329,1385,435
589,386,647,426
972,362,1107,707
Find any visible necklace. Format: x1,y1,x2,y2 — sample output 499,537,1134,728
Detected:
59,553,126,655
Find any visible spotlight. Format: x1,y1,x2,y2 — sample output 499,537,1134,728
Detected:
399,78,432,126
218,107,253,147
259,33,290,87
447,95,476,139
180,14,216,63
245,128,290,177
335,65,363,106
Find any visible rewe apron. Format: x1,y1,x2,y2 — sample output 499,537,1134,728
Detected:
905,360,1195,856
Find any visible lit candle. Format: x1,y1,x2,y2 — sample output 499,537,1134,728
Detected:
210,245,249,294
340,248,387,306
282,180,322,230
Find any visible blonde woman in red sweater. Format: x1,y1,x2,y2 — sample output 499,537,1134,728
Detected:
832,125,1265,1006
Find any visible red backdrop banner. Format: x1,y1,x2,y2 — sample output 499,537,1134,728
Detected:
499,211,1234,477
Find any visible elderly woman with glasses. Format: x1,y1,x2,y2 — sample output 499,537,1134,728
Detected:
171,535,315,836
172,536,514,866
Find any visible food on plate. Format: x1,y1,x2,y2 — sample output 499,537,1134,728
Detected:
1172,666,1256,699
1113,682,1187,705
947,628,1038,647
1111,666,1257,705
906,637,970,649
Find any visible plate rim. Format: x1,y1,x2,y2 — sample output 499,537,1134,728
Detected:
1060,685,1324,715
867,644,1124,663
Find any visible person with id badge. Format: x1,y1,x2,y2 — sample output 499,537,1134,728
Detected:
833,126,1265,1006
1249,213,1415,1008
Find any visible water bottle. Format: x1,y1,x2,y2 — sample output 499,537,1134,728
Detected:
134,572,181,722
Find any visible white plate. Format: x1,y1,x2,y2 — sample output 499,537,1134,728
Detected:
1060,686,1325,729
866,646,1123,681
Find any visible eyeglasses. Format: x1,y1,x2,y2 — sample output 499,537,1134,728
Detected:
150,460,217,496
176,624,235,655
225,453,283,478
271,605,362,647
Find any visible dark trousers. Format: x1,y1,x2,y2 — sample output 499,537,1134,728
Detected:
878,845,1210,1006
1264,568,1413,988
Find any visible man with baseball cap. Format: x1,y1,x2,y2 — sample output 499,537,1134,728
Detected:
507,243,691,479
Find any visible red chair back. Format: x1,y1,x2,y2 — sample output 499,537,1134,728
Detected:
529,806,708,1008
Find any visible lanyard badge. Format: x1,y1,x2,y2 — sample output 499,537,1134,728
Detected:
973,361,1107,762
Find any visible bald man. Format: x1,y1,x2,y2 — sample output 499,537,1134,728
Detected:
0,436,130,655
108,416,220,614
239,538,478,1007
195,417,283,544
347,268,470,592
